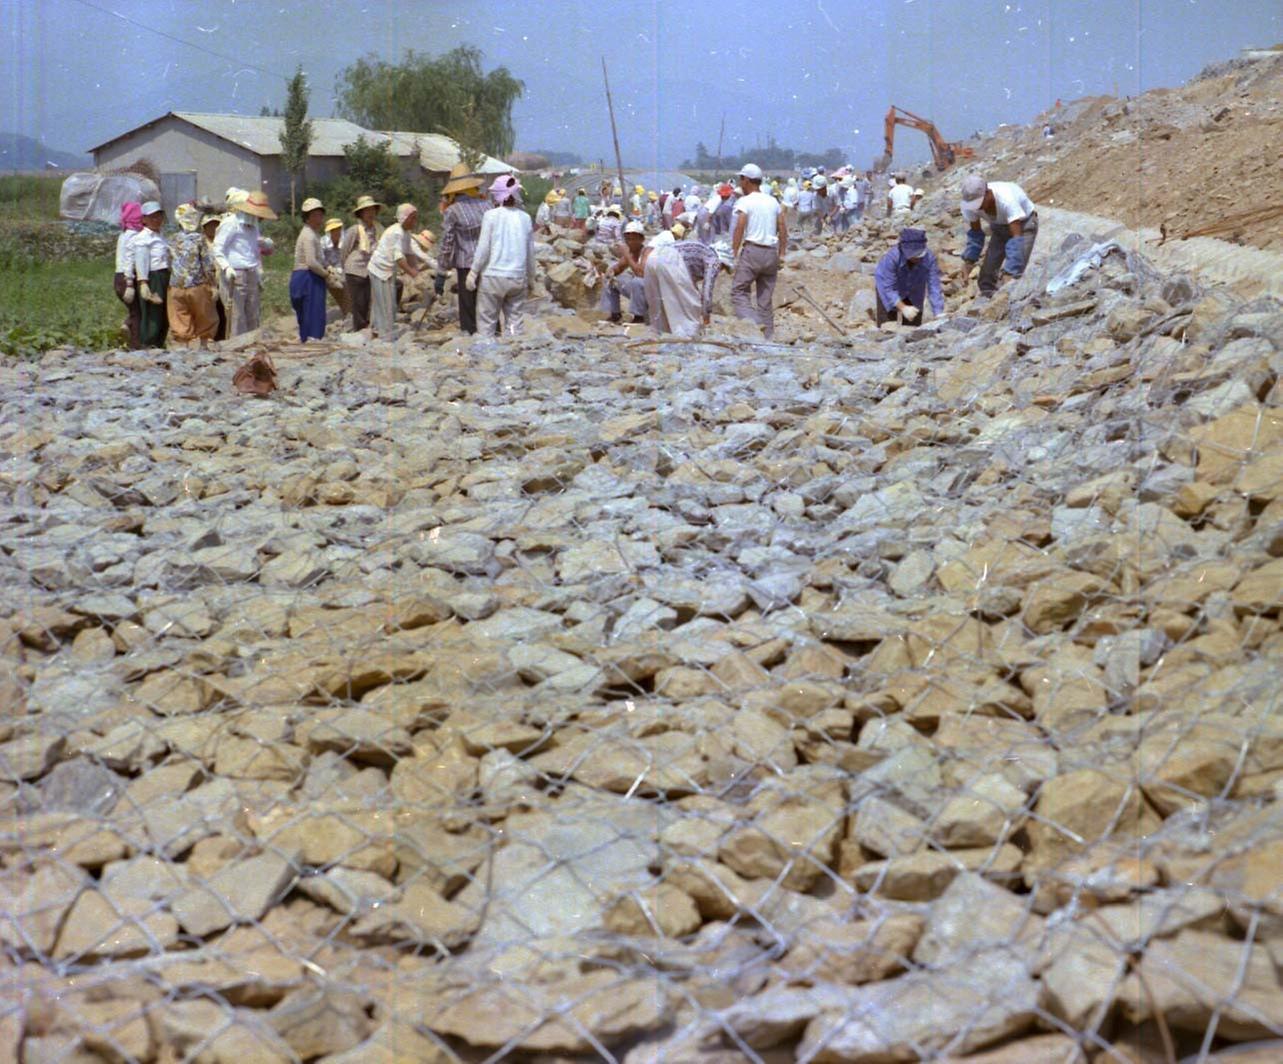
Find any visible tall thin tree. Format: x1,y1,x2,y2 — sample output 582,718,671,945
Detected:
279,67,313,215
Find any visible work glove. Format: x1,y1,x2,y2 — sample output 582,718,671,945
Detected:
223,266,237,285
139,282,163,305
900,304,920,322
1002,238,1027,277
962,227,985,263
257,268,266,291
433,273,446,297
121,284,135,305
465,271,478,292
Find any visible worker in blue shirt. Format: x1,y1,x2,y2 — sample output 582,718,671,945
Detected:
874,227,944,327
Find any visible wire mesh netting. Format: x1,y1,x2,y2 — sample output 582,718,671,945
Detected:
2,214,1282,1064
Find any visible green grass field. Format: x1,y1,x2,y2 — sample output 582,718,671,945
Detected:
0,174,294,357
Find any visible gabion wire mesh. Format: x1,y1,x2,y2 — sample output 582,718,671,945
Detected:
2,218,1282,1064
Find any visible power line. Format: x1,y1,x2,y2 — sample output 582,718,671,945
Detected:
65,0,290,83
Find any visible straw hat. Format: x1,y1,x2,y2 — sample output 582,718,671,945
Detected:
173,202,201,232
352,194,383,215
239,191,278,220
442,163,484,197
300,197,324,215
324,218,343,234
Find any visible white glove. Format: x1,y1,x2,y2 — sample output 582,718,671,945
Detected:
465,271,478,292
900,304,920,322
257,268,265,290
139,282,163,305
121,284,135,305
223,266,237,285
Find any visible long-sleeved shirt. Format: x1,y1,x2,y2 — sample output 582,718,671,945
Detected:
437,197,489,272
594,216,623,245
170,230,214,288
115,231,137,278
673,240,722,316
212,215,261,272
710,199,734,237
132,228,170,279
293,225,328,277
797,189,816,214
874,246,944,316
368,223,419,282
339,221,384,278
471,205,535,283
322,238,342,269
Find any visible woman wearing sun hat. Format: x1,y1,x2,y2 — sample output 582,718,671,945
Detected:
213,188,276,335
435,164,490,335
131,200,171,348
339,194,384,331
290,197,330,341
166,202,218,345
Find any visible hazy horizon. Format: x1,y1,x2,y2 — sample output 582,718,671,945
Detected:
5,0,1280,172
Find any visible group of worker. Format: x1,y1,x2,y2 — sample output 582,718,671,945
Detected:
112,158,1035,349
113,188,279,350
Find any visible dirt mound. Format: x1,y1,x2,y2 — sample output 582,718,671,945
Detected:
971,53,1283,251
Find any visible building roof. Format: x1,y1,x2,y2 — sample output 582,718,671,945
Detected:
87,111,417,158
88,112,515,174
382,131,515,175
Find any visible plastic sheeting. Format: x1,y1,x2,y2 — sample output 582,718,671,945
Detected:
1044,239,1129,295
59,172,161,224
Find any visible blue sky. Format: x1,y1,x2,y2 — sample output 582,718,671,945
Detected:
5,0,1281,168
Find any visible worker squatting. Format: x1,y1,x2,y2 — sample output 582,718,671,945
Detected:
112,164,1036,348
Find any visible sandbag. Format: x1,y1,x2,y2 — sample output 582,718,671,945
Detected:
232,352,278,398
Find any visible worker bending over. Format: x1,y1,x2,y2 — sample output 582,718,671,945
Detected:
959,174,1038,299
874,228,944,328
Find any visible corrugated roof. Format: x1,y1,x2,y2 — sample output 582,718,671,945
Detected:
173,113,407,157
384,131,515,175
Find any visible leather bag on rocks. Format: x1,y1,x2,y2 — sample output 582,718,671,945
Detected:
232,351,278,397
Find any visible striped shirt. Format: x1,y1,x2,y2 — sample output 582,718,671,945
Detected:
673,240,722,316
437,196,490,271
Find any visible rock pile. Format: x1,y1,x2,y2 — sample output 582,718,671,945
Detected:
1,215,1281,1062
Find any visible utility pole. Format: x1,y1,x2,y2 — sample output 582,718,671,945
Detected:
601,58,627,203
716,112,725,172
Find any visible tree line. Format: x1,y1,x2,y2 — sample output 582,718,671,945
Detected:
683,137,846,174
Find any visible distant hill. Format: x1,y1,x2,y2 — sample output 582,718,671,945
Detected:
0,133,91,172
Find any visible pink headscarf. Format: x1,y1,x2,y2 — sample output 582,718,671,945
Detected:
490,174,522,207
120,202,143,231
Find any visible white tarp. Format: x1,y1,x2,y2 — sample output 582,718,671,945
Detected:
59,172,161,224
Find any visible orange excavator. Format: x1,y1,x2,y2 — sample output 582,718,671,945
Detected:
877,105,975,173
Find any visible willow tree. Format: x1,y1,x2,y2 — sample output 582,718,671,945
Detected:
335,46,524,159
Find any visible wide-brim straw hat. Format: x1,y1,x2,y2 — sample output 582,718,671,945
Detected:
442,163,484,197
239,191,278,220
352,194,384,215
324,218,343,234
300,197,324,215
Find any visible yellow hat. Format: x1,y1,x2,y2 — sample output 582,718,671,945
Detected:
648,190,658,201
544,190,560,205
634,184,645,194
442,163,484,197
324,218,343,234
671,222,686,239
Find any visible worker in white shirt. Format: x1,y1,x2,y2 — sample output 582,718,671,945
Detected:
959,174,1039,299
467,175,537,337
367,203,427,338
131,200,170,349
212,189,276,335
114,201,143,349
731,163,788,340
887,175,914,218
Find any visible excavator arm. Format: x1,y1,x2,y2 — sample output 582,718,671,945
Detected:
878,105,975,172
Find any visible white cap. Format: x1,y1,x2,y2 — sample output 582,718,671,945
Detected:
813,175,827,188
914,188,924,196
960,174,987,211
624,220,645,235
738,163,763,182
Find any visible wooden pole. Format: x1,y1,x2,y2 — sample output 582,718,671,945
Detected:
716,112,725,172
601,57,627,202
